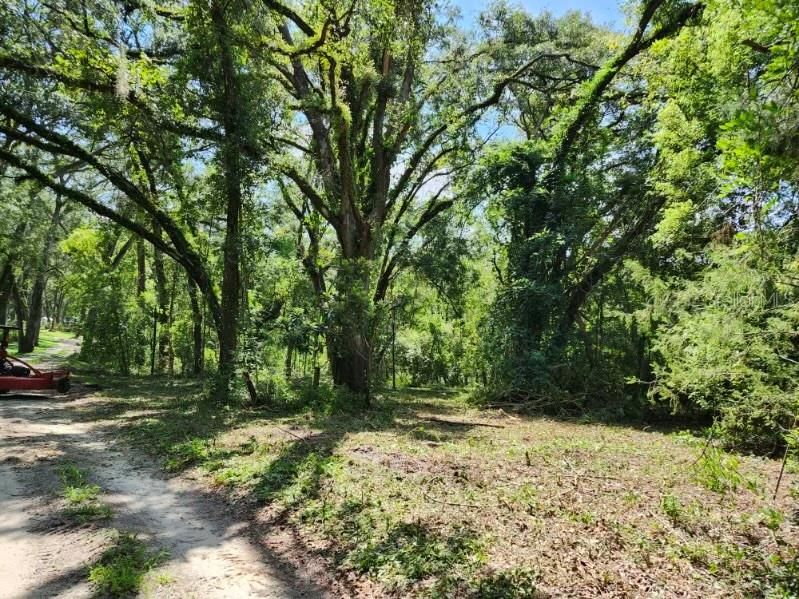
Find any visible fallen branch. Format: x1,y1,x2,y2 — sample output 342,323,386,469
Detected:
418,415,504,429
423,492,483,509
273,425,314,445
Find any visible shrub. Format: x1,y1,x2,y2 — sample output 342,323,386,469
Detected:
649,247,799,453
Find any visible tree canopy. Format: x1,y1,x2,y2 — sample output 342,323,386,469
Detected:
1,0,797,452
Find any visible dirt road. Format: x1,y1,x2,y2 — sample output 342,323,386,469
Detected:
0,340,321,598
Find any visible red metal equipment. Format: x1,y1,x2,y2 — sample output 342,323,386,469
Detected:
0,324,70,394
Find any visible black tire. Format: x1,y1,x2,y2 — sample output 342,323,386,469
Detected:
56,378,71,393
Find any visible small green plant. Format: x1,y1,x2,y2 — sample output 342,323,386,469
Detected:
759,507,785,532
67,501,113,523
661,493,686,526
88,531,168,597
565,509,596,525
152,572,175,586
763,550,799,597
211,460,261,487
348,523,485,589
622,490,641,505
693,448,744,494
676,543,712,569
254,374,292,405
64,484,100,504
410,425,447,442
59,463,87,487
254,449,341,505
165,438,210,471
58,464,112,523
509,482,538,510
463,567,544,598
670,430,705,447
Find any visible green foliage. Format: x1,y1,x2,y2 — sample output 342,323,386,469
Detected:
59,464,112,523
647,246,799,451
763,552,799,598
87,532,168,597
410,216,478,318
348,523,485,589
661,493,687,526
254,450,341,505
59,463,88,488
637,0,799,453
693,448,747,494
165,438,211,472
64,484,101,505
0,0,795,477
759,507,785,532
469,568,544,599
254,374,293,405
60,227,149,374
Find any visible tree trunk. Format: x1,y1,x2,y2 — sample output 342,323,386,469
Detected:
210,1,244,397
23,277,44,351
329,329,370,396
23,197,64,351
136,237,146,295
152,224,171,373
284,341,294,379
49,288,64,330
327,257,372,399
0,221,27,324
187,277,204,376
0,266,13,324
167,266,177,374
11,280,26,353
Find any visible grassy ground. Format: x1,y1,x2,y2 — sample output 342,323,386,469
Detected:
77,378,799,598
15,329,78,362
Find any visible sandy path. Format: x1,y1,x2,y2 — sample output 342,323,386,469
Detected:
0,458,39,597
0,341,321,598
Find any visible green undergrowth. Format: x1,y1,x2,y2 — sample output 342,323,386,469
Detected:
87,531,169,597
58,463,112,523
348,523,486,592
84,377,799,597
693,447,759,495
105,383,503,593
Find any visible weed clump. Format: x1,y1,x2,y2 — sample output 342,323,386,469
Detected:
693,448,749,494
165,438,210,472
58,463,112,523
472,568,544,598
660,493,686,526
348,523,485,590
88,531,168,597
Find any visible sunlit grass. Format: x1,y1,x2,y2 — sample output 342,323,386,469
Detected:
87,531,168,597
14,329,78,362
80,379,799,597
58,463,112,523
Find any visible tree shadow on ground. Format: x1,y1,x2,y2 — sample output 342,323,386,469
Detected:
46,376,495,593
0,396,338,598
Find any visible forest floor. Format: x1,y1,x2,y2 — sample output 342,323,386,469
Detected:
2,336,798,597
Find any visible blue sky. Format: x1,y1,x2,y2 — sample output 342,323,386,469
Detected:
452,0,627,31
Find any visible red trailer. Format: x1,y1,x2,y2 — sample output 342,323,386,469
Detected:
0,325,70,394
